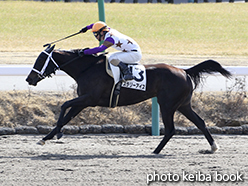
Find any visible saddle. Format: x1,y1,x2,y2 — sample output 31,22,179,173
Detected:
105,57,147,108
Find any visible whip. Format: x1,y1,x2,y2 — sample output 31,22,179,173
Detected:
43,31,81,47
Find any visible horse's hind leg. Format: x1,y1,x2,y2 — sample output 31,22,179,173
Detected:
153,107,176,154
178,104,219,153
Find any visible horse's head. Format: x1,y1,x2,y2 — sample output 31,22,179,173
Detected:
26,45,59,86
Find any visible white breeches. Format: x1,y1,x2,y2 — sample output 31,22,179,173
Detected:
108,51,142,66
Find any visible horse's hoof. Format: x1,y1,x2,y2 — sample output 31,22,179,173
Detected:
37,140,45,145
153,150,160,154
57,132,63,140
211,141,219,153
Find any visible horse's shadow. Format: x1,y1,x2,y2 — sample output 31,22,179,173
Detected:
0,149,212,161
30,153,169,161
30,148,213,160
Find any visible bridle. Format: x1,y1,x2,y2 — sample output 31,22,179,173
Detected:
32,48,82,79
32,50,59,79
32,48,100,80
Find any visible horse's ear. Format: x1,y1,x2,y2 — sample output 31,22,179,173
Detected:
45,44,55,53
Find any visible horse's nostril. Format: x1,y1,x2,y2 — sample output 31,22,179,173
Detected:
26,77,31,83
26,77,34,85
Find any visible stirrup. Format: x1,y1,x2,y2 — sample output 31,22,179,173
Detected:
123,74,134,81
118,62,134,81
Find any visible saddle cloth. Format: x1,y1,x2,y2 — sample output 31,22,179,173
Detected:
106,59,147,91
105,59,147,108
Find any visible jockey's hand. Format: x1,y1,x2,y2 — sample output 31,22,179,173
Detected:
78,48,89,57
79,26,88,33
78,49,85,57
99,52,108,58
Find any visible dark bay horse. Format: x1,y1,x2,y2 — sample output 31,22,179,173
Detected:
26,45,231,154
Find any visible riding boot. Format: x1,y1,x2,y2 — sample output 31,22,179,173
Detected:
118,62,134,81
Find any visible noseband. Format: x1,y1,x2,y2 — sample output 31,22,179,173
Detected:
32,50,60,79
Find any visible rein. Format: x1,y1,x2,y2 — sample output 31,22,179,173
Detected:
33,49,102,78
59,56,81,68
55,52,104,74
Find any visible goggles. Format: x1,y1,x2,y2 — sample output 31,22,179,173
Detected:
93,32,99,38
93,26,108,40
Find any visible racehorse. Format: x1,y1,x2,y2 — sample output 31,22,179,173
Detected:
26,45,231,154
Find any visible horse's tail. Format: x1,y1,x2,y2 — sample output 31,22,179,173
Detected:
185,60,232,88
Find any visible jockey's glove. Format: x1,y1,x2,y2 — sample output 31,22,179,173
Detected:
78,48,89,57
79,26,88,33
78,49,85,57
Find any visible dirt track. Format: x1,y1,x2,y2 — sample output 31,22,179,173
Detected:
0,134,247,186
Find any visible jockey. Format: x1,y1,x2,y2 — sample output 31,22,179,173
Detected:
79,21,142,81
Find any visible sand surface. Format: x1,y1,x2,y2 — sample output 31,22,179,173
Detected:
0,134,247,186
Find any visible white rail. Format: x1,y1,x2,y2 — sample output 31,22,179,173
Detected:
0,65,247,76
0,65,247,91
0,65,66,76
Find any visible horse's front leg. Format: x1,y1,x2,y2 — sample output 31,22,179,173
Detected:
55,102,70,139
39,102,69,144
56,105,86,139
38,95,90,145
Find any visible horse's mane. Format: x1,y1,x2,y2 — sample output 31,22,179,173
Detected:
55,49,82,56
56,48,105,56
54,48,106,66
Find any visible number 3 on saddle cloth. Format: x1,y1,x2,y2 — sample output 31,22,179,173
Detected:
105,59,147,108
